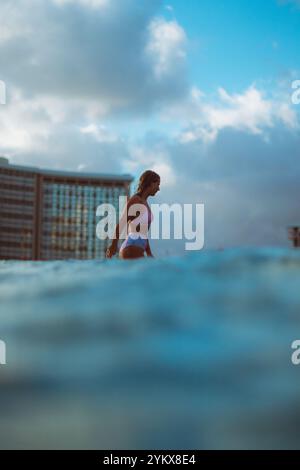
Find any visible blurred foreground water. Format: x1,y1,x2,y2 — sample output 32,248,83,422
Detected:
0,248,300,449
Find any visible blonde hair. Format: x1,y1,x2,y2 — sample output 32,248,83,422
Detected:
136,170,160,194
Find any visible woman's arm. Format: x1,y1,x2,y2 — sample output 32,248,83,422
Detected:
106,205,127,258
145,239,154,258
105,230,119,259
106,195,140,258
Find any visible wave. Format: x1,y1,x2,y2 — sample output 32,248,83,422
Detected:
0,248,300,449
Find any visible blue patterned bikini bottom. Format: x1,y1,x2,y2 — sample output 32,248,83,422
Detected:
120,233,148,251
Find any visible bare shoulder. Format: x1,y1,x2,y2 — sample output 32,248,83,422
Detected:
127,194,143,206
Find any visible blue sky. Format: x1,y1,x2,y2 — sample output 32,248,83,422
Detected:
166,0,300,92
0,0,299,253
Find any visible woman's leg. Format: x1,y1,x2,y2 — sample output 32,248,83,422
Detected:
119,246,145,259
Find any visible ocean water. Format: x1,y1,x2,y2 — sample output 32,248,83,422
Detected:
0,248,300,449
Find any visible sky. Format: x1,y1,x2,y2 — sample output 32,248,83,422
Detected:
0,0,300,254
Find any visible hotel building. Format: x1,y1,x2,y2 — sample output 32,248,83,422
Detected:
0,157,132,260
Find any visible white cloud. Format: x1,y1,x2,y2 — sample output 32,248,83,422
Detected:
275,102,298,128
80,123,119,143
124,145,176,187
0,1,33,42
165,5,174,13
177,85,299,143
146,17,187,79
152,161,176,186
77,163,88,171
207,87,273,134
0,88,52,151
0,0,188,118
52,0,109,9
0,85,111,154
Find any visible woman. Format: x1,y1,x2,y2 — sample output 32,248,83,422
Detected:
106,170,160,259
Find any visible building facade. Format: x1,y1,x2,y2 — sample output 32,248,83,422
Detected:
0,157,132,260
